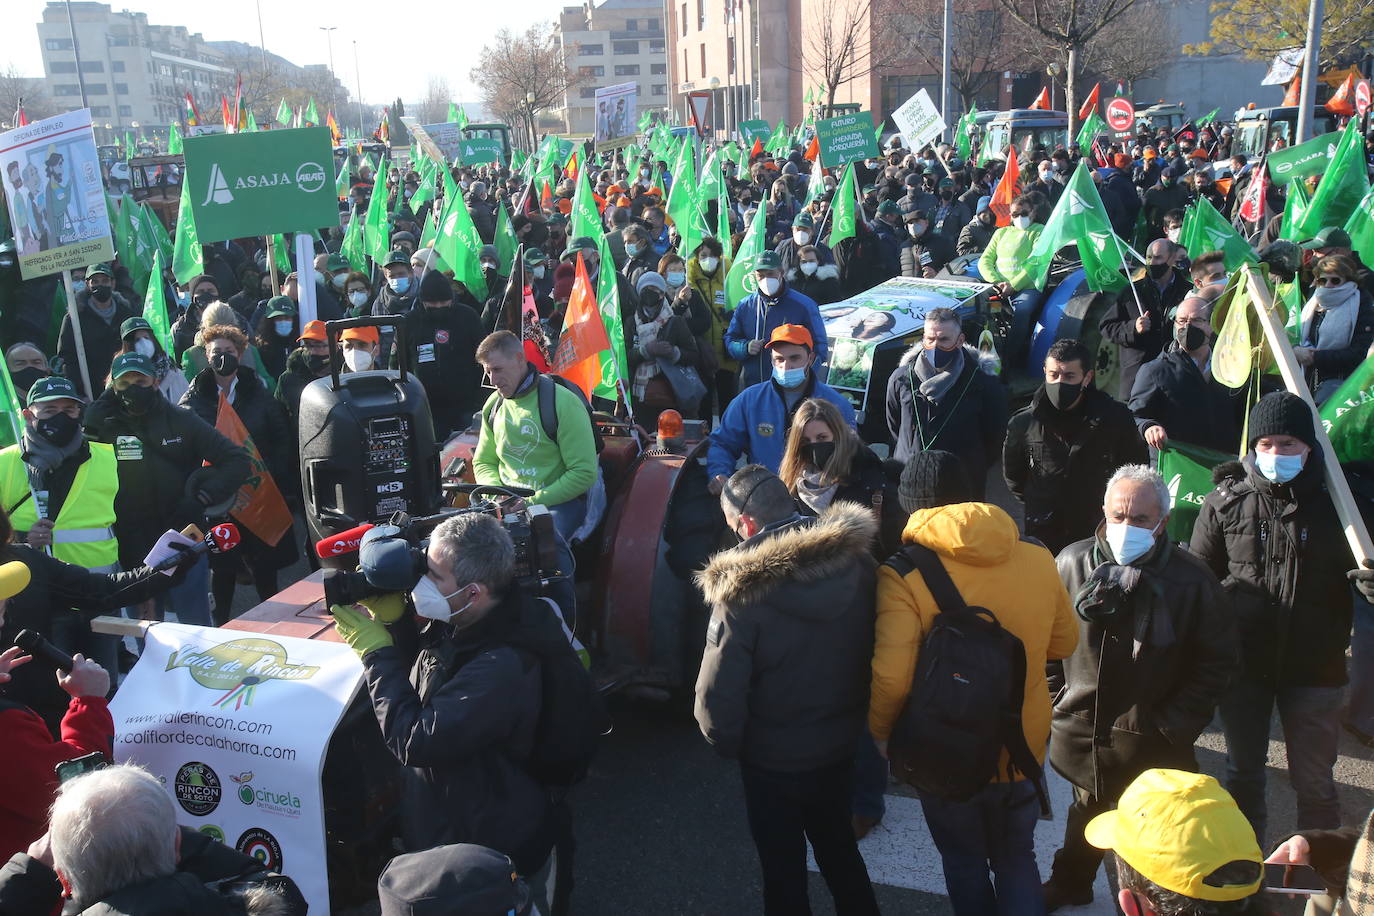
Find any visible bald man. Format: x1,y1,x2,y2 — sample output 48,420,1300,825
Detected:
1099,238,1191,399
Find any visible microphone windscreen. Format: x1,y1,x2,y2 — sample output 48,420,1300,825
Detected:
0,560,32,600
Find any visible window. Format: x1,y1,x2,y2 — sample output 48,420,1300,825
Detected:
653,84,667,96
80,61,104,73
578,43,603,56
700,44,706,75
50,61,76,73
626,18,638,30
613,41,638,55
108,35,130,47
579,87,598,99
697,0,705,29
683,47,689,80
651,63,666,75
158,64,171,76
86,83,108,95
650,39,665,52
581,65,605,77
112,61,125,72
89,106,111,116
614,64,640,76
648,18,660,29
681,2,687,35
45,38,73,50
118,105,132,116
114,83,129,94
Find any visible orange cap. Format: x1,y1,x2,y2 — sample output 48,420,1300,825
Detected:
341,325,380,345
1142,147,1158,159
615,195,632,207
557,198,573,215
765,323,814,351
298,319,327,342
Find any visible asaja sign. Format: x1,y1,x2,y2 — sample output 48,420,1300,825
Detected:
182,127,338,242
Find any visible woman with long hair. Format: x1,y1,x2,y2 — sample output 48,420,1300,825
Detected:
1294,252,1374,403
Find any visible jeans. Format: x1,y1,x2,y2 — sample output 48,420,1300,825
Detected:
156,554,211,627
1005,289,1045,368
1348,598,1374,740
920,779,1047,916
851,731,888,821
543,496,586,628
739,758,880,916
1219,679,1344,844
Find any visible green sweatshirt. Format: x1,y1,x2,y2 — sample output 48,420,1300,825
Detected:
978,223,1044,290
473,382,597,507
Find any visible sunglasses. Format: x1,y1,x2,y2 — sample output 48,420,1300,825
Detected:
1315,276,1346,287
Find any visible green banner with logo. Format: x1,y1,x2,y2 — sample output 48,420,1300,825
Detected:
738,119,771,143
815,112,878,168
182,127,338,242
1266,131,1339,186
456,137,505,166
1159,441,1234,542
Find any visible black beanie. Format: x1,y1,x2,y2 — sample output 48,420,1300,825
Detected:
1247,391,1316,449
898,450,973,513
419,268,453,304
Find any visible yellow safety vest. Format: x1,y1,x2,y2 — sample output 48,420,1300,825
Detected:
0,441,120,570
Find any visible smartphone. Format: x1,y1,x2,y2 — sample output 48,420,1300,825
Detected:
54,752,108,784
1262,862,1327,895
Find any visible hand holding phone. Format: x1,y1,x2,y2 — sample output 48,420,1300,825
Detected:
1262,862,1327,895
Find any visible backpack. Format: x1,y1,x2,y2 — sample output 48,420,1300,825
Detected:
484,373,604,454
882,543,1050,813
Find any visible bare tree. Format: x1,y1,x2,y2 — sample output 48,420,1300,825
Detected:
993,0,1150,138
888,0,1024,111
471,23,583,150
416,77,451,125
0,66,54,127
799,0,899,112
217,46,351,128
1083,1,1178,92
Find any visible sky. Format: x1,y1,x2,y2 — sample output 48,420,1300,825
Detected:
4,0,564,109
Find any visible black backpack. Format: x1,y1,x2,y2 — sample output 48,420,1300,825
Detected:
484,373,604,454
883,543,1050,813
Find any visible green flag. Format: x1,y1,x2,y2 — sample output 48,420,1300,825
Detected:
245,110,258,133
167,123,183,155
275,98,292,127
594,232,628,402
1159,442,1234,541
954,106,976,161
1024,162,1132,292
268,234,291,276
303,98,320,127
334,160,350,199
1280,178,1310,241
568,166,601,246
725,205,768,309
341,211,368,274
171,181,203,285
433,190,488,300
139,201,172,263
362,164,390,264
1181,196,1255,271
1196,108,1220,128
494,202,517,275
0,353,24,449
717,180,732,248
765,119,788,154
637,109,654,132
1076,111,1106,148
1320,351,1374,462
456,105,470,130
141,249,175,357
1294,120,1370,241
447,102,460,123
1344,186,1374,266
667,146,704,260
828,162,857,247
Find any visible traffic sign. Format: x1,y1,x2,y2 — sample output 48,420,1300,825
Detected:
1356,80,1372,116
686,91,712,137
1104,97,1135,139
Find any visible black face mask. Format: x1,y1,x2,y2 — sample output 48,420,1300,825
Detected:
11,367,47,394
34,412,80,447
800,440,836,470
939,188,955,201
1044,380,1083,411
117,383,158,414
210,352,240,377
304,352,330,373
1175,323,1208,351
1148,262,1171,280
194,291,217,307
90,285,113,303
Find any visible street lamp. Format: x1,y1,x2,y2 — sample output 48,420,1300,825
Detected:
525,92,536,153
319,27,338,116
709,77,720,136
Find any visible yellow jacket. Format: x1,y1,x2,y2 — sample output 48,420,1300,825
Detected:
0,441,120,570
688,254,736,371
869,502,1078,779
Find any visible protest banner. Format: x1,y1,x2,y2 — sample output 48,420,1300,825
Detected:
594,82,638,152
417,121,464,162
815,112,879,168
110,623,363,916
0,108,113,280
455,137,505,166
1159,442,1233,542
738,119,771,144
1266,132,1339,186
890,89,947,152
182,127,337,242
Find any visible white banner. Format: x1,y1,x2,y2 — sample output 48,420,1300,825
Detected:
891,89,947,152
594,81,638,152
110,623,363,916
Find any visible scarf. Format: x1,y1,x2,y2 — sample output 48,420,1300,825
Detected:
795,468,839,513
1301,282,1360,350
632,302,673,400
911,346,965,403
1348,807,1374,914
21,426,83,493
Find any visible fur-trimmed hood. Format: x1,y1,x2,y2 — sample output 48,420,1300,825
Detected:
696,500,877,612
786,263,840,283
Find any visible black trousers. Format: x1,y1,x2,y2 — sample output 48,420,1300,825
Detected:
739,757,880,916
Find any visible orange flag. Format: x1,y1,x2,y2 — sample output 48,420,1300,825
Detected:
804,134,820,161
551,254,611,400
213,394,292,547
1326,73,1356,114
220,95,235,132
989,144,1019,227
1077,83,1100,122
750,137,764,159
1282,73,1302,107
1029,87,1051,110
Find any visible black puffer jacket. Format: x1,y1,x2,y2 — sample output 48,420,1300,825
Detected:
58,290,137,393
1003,386,1148,554
394,302,485,438
1190,455,1359,687
899,231,955,278
1050,532,1235,799
694,502,878,772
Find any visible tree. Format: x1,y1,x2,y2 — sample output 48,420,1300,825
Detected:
888,1,1024,111
993,0,1151,139
1184,0,1374,68
0,66,54,127
218,46,352,128
1084,1,1178,92
390,97,410,146
416,77,451,125
471,23,583,150
800,0,899,112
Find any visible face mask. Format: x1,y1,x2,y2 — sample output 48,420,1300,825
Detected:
939,188,955,201
274,319,294,338
133,338,156,359
117,383,157,414
1044,380,1083,410
1255,449,1306,484
640,168,650,178
11,367,46,392
665,271,686,288
773,364,807,388
1315,281,1355,303
481,261,498,273
194,291,217,307
794,231,810,245
699,256,719,273
34,411,80,448
758,276,782,297
210,352,239,376
532,266,546,280
388,276,412,294
800,261,818,276
1165,227,1181,243
625,242,641,257
348,290,369,308
1012,215,1032,230
909,222,927,238
1175,323,1207,351
410,576,472,623
176,290,190,306
344,348,373,372
1148,263,1171,280
71,280,87,295
1039,171,1052,183
1053,162,1067,172
926,343,959,370
304,352,329,372
1105,520,1159,566
90,285,113,303
314,270,326,287
800,440,835,469
332,273,347,289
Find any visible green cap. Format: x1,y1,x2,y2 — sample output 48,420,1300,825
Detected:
86,262,114,279
26,375,80,406
877,200,901,216
1301,227,1352,250
120,316,152,338
326,252,350,273
523,248,548,268
561,236,598,261
265,295,297,318
792,212,815,229
755,250,782,271
110,352,155,380
383,249,409,267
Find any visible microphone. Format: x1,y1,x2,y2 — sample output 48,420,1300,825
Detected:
150,522,241,572
315,523,376,559
15,629,75,673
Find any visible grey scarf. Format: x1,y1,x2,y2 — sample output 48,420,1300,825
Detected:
21,426,83,492
911,346,965,403
796,469,839,513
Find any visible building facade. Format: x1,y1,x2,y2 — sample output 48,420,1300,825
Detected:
553,0,669,136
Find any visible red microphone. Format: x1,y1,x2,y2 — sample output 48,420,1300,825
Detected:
151,522,241,571
314,523,375,559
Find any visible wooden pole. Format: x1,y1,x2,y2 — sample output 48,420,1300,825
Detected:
1244,263,1374,564
265,235,280,296
61,269,94,400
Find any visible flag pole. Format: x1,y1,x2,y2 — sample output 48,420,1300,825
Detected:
265,235,280,296
61,269,94,400
1110,234,1149,319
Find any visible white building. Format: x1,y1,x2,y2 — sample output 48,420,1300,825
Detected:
554,0,669,136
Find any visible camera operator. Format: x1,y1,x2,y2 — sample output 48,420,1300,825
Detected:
329,513,559,877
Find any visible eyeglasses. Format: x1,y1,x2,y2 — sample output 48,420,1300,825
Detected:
1315,275,1345,287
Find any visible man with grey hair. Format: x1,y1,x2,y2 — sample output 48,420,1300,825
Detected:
329,512,555,876
1041,463,1236,911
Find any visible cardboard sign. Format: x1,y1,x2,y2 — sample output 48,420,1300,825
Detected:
815,112,879,167
891,89,947,151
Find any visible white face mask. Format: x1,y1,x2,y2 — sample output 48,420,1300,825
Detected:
794,230,811,245
348,290,369,307
343,348,373,372
133,338,155,359
1012,215,1032,230
758,276,782,297
1104,520,1159,566
1166,228,1182,243
699,256,719,273
410,576,472,623
800,261,818,276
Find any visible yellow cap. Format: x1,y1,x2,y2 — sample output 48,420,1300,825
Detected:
1085,769,1261,902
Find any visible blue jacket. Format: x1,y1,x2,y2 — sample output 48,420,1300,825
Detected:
724,284,828,387
707,375,856,480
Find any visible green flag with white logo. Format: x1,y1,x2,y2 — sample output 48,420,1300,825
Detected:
725,204,768,310
1294,119,1370,241
1159,441,1233,542
1344,186,1374,267
1076,111,1106,148
594,232,628,402
167,123,183,155
433,189,488,301
171,181,203,285
1319,351,1374,463
275,98,292,127
1181,196,1255,271
828,162,857,248
1280,178,1310,241
142,249,175,357
494,202,517,276
569,166,601,246
1024,162,1132,292
341,211,368,274
362,161,390,265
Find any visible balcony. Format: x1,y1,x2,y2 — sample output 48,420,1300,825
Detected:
610,30,663,40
